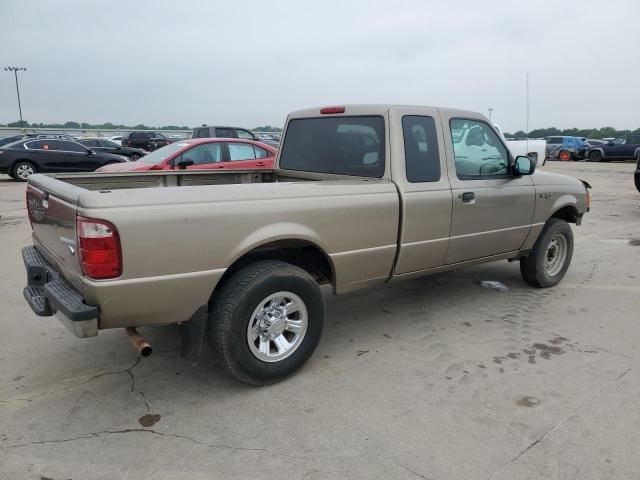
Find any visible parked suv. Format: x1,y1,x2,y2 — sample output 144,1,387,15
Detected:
546,136,588,161
587,134,640,162
122,131,174,151
192,125,258,141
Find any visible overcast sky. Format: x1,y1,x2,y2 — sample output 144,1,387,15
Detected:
1,0,639,131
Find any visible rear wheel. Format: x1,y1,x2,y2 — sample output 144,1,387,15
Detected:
558,150,572,161
520,218,574,288
589,151,602,162
129,153,141,161
11,161,36,181
209,260,325,385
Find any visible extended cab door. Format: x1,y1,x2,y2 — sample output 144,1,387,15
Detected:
442,114,535,264
389,107,453,274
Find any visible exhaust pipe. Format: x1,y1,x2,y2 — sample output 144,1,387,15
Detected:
126,327,152,357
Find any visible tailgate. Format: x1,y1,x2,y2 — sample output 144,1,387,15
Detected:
26,175,85,292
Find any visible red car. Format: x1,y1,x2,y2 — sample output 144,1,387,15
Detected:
97,138,276,173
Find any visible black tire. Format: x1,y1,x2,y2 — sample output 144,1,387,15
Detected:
129,153,141,161
11,161,36,182
520,218,574,288
589,151,602,162
209,260,325,385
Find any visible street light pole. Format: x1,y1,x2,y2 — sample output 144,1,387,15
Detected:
4,66,27,133
488,108,494,121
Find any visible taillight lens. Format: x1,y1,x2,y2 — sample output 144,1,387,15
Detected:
77,216,122,279
320,106,345,114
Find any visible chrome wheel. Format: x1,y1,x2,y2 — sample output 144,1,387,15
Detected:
247,291,308,363
15,163,34,180
544,234,568,276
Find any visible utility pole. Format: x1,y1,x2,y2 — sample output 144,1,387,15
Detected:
4,66,27,133
488,108,494,121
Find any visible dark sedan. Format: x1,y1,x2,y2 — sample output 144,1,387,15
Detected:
78,138,147,161
0,134,25,147
0,138,128,181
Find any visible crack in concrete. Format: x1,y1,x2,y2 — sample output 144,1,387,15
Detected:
486,366,633,480
138,392,151,412
389,458,431,479
0,428,309,461
0,357,141,404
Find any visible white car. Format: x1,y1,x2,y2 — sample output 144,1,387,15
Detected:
107,135,123,146
493,124,547,166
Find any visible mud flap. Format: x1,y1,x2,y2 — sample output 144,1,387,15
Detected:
179,305,208,365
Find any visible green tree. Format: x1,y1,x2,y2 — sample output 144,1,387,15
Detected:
64,121,80,129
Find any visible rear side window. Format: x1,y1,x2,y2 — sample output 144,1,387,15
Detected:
194,128,210,138
279,116,385,177
547,137,562,144
41,140,64,151
402,115,440,182
25,140,45,149
237,129,254,140
628,135,640,144
254,146,269,158
216,128,235,138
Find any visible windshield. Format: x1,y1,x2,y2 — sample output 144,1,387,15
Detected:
139,142,191,164
279,116,385,177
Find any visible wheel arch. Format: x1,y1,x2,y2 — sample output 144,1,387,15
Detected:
209,237,336,305
550,203,579,224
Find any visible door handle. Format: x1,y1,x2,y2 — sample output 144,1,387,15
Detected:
459,192,475,203
256,161,265,166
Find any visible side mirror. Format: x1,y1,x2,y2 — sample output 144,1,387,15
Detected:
86,149,94,155
513,155,535,176
607,142,614,146
170,157,194,169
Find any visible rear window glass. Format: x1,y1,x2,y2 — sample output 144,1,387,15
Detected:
402,115,440,182
279,116,385,177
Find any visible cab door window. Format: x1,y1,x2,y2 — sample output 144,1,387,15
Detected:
450,119,509,178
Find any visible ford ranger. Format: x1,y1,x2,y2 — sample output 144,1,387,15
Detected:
21,105,591,384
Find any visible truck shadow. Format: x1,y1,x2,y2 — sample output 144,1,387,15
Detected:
133,260,531,390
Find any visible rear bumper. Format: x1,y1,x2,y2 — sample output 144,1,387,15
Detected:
22,246,98,338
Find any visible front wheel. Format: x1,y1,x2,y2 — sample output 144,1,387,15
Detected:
209,260,325,385
12,161,36,181
589,151,602,162
520,218,574,288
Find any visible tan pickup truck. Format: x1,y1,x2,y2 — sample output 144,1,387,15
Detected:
22,105,591,384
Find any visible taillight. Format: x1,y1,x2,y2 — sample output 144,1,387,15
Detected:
320,106,345,114
26,190,33,227
77,216,122,279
